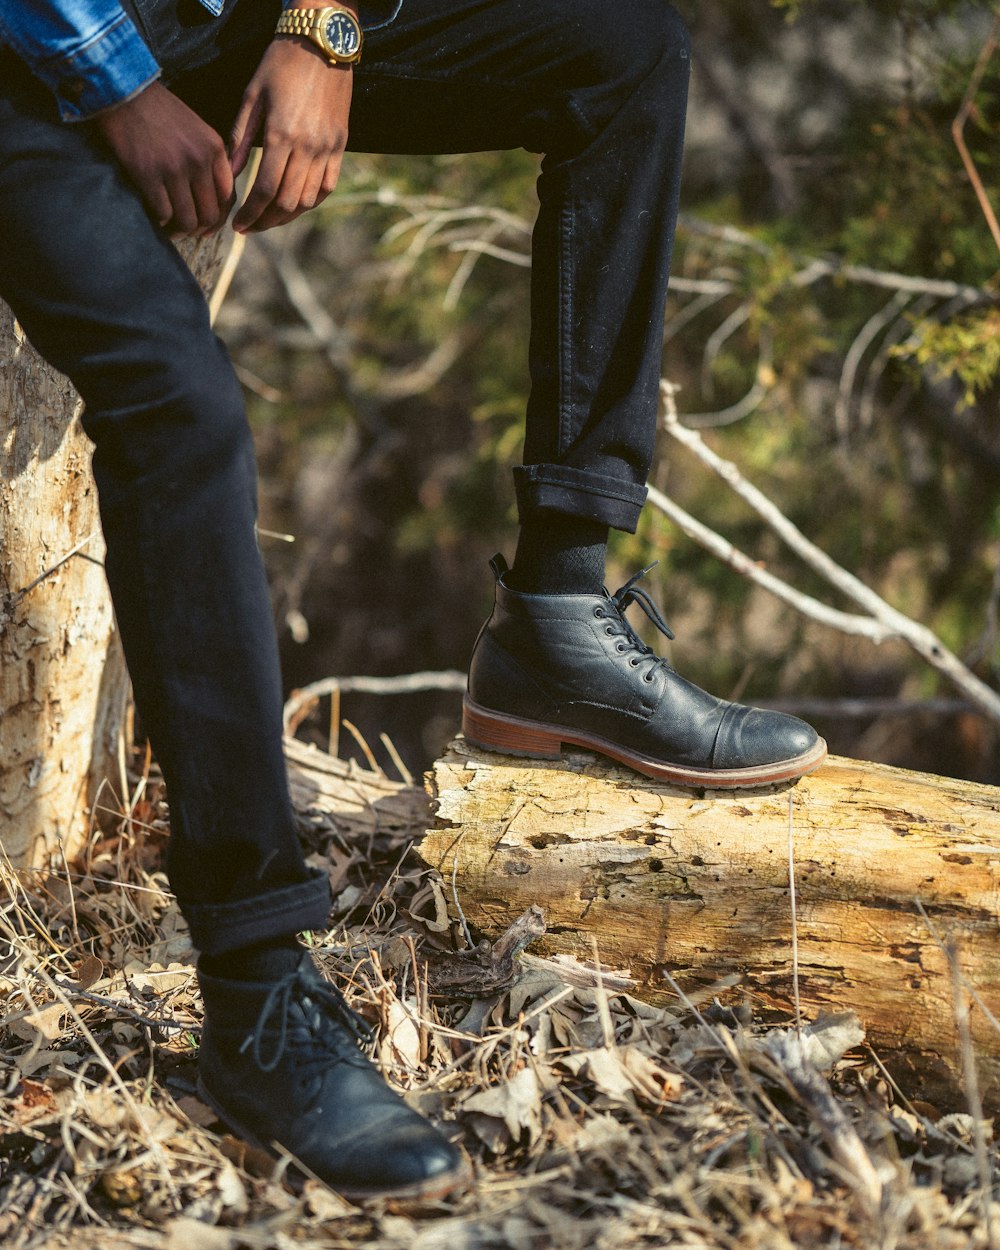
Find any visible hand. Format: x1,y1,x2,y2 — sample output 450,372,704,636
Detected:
230,38,352,234
96,83,235,236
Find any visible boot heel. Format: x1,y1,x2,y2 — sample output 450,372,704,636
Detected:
462,698,562,760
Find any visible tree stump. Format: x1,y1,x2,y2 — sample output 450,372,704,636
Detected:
0,235,242,870
418,740,1000,1106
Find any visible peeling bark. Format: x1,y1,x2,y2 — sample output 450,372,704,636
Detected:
418,741,1000,1107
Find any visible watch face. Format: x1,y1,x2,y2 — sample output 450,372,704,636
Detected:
322,11,361,58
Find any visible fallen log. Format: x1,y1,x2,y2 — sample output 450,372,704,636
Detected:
417,739,1000,1108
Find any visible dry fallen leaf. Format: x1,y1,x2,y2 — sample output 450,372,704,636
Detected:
461,1066,545,1149
74,955,105,989
763,1011,865,1071
382,996,423,1071
559,1045,683,1110
8,1001,66,1044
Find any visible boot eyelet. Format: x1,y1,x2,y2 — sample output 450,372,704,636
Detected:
628,657,640,667
615,642,627,653
605,625,615,636
594,607,604,618
642,672,654,683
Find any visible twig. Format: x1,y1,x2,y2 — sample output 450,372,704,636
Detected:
7,530,101,609
787,793,801,1038
449,830,475,951
444,220,510,307
589,936,617,1051
701,303,751,399
916,900,999,1250
857,293,939,432
41,977,200,1036
447,239,531,269
283,669,467,733
965,549,1000,671
952,11,1000,257
0,916,182,1208
257,234,356,381
379,732,413,786
693,49,800,213
340,718,383,775
284,674,978,728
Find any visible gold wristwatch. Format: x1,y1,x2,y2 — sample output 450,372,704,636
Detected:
274,6,363,65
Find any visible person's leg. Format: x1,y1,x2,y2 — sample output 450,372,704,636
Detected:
352,0,690,547
0,51,466,1198
0,51,325,949
347,0,825,785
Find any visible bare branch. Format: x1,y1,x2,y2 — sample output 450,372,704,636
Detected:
368,330,470,401
645,483,898,643
660,382,1000,722
283,670,467,733
334,191,994,305
259,234,471,410
835,290,912,439
678,214,993,304
257,234,355,381
952,11,1000,257
701,302,752,398
857,294,937,432
693,49,801,214
663,288,733,343
447,239,532,269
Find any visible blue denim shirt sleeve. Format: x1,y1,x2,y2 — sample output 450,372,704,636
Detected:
0,2,161,122
1,1,403,123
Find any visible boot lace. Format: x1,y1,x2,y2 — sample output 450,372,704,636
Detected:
240,965,374,1075
595,563,675,682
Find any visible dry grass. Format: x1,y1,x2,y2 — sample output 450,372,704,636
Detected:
2,744,998,1250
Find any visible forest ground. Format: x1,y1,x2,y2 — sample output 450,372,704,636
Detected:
2,736,998,1250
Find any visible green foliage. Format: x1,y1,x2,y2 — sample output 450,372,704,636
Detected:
896,308,1000,404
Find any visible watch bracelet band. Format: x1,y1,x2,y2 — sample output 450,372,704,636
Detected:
275,7,363,61
275,8,323,38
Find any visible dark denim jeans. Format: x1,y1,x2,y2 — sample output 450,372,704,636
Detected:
0,0,690,953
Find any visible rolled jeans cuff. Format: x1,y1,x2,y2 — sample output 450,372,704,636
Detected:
513,464,647,533
181,869,333,955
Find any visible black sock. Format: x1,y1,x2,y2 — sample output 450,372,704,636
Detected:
199,935,303,982
509,512,609,594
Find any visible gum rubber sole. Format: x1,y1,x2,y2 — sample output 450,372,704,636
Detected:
195,1077,473,1205
462,695,828,789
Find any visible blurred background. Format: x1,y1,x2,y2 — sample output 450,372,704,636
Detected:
214,0,1000,785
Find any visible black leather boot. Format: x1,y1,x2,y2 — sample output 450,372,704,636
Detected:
197,955,470,1202
464,555,826,788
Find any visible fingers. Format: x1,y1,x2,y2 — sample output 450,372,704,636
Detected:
234,141,343,234
136,133,233,236
229,41,351,234
97,83,236,237
230,92,261,179
162,135,236,236
145,180,175,231
161,166,233,236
